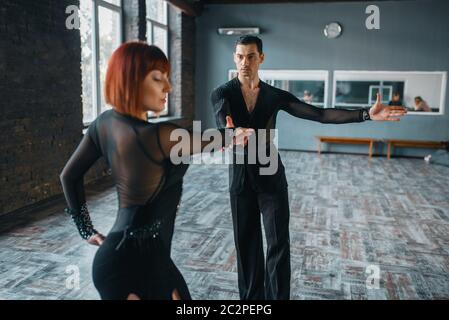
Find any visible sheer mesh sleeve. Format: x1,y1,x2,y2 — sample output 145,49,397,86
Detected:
60,123,102,239
211,87,231,129
280,91,366,124
156,123,233,160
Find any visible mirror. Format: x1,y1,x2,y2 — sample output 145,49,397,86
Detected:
229,69,446,115
333,71,446,114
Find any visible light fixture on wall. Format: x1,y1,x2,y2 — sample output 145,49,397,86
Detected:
217,27,260,36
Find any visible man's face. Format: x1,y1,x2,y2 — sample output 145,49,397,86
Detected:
234,44,264,79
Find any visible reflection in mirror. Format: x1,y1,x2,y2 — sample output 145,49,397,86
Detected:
335,80,405,109
333,71,446,114
228,70,446,114
266,80,326,107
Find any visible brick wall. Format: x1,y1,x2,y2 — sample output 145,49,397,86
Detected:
168,6,196,127
0,0,196,216
0,0,108,216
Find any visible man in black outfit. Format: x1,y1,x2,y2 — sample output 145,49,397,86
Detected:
211,36,406,300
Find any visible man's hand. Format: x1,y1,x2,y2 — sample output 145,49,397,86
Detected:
226,116,254,147
234,127,254,146
87,233,105,246
369,93,407,121
226,116,234,128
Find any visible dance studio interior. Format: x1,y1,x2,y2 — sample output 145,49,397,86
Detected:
1,0,448,301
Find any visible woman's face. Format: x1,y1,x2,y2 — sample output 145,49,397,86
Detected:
142,69,172,114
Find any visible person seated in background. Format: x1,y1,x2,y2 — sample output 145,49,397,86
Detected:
302,90,314,104
414,96,431,112
388,92,403,106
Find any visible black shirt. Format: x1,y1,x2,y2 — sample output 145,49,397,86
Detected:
211,77,367,193
60,109,230,212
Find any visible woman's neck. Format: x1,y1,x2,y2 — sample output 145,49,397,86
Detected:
138,112,148,121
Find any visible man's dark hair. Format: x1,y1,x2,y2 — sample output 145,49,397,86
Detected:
235,35,263,54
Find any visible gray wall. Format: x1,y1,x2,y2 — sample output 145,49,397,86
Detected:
194,0,449,157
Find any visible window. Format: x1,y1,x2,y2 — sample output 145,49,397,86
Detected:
80,0,123,124
80,0,94,123
146,0,169,117
335,80,404,108
266,80,326,107
333,71,446,114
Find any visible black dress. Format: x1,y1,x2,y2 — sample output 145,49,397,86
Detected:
60,109,230,300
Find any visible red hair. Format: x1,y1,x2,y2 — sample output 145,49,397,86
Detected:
104,41,170,118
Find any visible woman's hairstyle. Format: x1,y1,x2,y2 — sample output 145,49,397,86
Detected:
104,41,170,118
414,96,423,102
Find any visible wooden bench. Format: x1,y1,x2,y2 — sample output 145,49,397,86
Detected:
385,139,448,159
316,136,378,159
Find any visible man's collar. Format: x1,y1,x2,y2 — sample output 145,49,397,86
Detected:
234,76,265,90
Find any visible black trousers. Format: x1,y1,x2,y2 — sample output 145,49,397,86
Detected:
230,178,291,300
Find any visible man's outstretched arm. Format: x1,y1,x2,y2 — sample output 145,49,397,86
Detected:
280,90,367,124
280,91,406,123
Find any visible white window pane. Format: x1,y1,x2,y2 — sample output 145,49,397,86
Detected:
146,20,153,44
153,25,167,56
289,80,325,107
149,26,168,116
146,1,168,117
80,0,94,123
102,0,121,6
98,6,121,113
146,0,167,24
335,81,380,108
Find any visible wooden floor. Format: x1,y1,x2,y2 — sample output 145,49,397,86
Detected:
1,151,449,300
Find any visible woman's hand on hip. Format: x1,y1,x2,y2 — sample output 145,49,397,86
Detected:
87,233,105,246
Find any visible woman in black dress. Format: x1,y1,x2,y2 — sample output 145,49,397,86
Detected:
60,42,253,300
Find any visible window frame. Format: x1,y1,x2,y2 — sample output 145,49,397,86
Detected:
146,0,169,118
82,0,123,126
